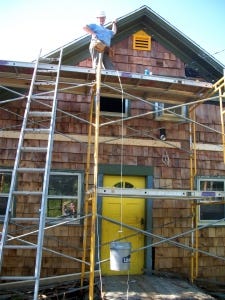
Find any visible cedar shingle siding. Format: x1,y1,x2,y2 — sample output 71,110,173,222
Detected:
0,6,225,285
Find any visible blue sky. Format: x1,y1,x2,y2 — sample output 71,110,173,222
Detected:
0,0,225,66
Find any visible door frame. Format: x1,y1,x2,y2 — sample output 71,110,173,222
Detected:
97,164,153,274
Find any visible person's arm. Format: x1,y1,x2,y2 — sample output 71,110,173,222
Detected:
83,25,96,37
112,20,117,34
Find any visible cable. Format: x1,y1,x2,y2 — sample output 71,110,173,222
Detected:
126,270,130,299
116,70,131,300
213,48,225,55
96,215,104,299
116,69,124,233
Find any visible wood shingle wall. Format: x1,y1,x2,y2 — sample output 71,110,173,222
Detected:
0,33,225,282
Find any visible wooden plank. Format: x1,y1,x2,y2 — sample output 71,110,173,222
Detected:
0,131,181,148
1,130,224,151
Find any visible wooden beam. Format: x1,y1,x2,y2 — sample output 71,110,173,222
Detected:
0,131,223,151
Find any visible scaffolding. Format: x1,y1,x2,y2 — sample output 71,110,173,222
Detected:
0,55,225,299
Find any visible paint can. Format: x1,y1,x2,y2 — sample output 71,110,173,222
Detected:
110,242,131,271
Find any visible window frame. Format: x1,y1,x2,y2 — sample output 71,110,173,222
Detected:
47,170,83,224
0,169,83,224
0,168,12,219
99,96,130,118
197,176,225,226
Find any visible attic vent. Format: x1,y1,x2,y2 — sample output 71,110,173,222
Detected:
133,30,151,51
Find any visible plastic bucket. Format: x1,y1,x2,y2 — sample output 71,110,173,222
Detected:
110,242,131,271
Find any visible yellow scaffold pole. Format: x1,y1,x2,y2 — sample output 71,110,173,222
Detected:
89,52,103,300
81,86,96,288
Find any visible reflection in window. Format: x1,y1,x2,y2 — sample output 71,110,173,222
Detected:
198,178,225,221
48,174,78,196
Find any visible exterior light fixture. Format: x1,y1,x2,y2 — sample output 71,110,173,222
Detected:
159,128,166,141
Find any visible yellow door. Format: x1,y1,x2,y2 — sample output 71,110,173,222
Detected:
101,175,145,275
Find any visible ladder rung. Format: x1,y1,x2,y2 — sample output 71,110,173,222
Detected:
39,57,59,62
0,276,36,281
21,146,47,152
4,245,37,249
37,69,57,73
17,167,45,173
13,191,42,196
34,81,56,86
29,111,52,117
24,128,50,133
11,217,40,222
32,95,54,100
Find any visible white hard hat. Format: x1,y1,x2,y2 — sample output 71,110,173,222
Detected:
96,11,106,17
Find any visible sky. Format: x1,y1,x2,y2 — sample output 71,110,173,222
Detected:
0,0,225,66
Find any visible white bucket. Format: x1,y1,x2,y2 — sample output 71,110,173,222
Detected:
110,242,131,271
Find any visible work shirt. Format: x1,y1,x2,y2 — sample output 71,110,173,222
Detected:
87,24,114,47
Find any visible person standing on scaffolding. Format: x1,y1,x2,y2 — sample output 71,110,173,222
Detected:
83,11,117,69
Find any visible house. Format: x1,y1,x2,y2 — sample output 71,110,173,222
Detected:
0,5,225,298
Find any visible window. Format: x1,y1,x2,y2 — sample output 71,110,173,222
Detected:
47,171,83,223
0,169,12,218
197,177,225,224
0,169,83,223
100,97,130,117
114,181,134,188
154,102,188,122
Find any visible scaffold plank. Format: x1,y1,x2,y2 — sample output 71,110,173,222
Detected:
0,60,213,103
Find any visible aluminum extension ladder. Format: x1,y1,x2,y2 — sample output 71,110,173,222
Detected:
0,48,63,299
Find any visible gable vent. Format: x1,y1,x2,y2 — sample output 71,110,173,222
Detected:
133,30,151,51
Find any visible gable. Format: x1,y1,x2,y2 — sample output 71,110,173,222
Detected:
45,6,224,83
78,33,186,78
